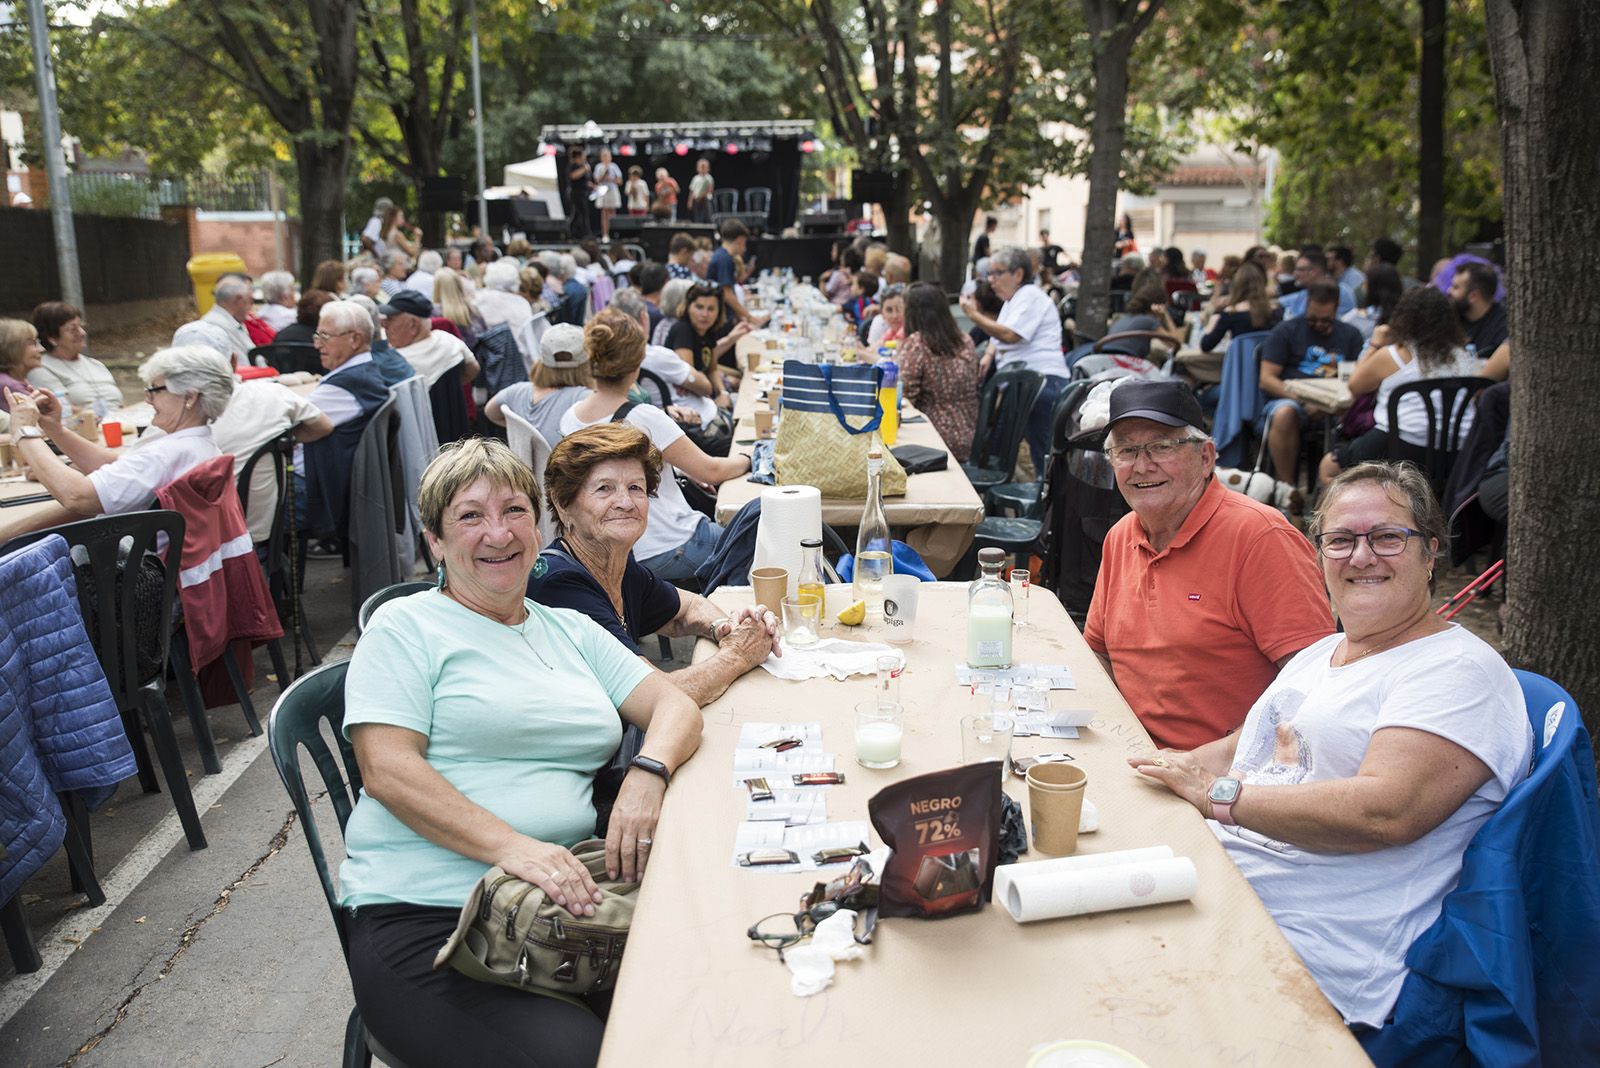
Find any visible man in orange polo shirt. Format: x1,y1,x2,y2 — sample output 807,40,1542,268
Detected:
1084,380,1333,750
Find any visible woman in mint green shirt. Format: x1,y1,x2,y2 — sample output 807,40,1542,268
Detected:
340,438,702,1067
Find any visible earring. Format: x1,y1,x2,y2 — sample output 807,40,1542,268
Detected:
436,563,447,589
532,557,548,580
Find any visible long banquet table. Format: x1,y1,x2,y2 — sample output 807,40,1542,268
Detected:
713,346,985,578
0,376,324,537
599,584,1368,1066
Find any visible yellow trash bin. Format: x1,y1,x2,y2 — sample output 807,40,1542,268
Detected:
186,252,248,316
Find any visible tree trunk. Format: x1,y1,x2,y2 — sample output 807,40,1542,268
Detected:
885,171,915,261
934,208,972,295
1485,0,1600,742
1076,2,1137,341
294,139,352,285
1417,0,1447,280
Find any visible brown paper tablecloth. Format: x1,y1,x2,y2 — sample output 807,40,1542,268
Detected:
598,585,1367,1067
715,369,983,578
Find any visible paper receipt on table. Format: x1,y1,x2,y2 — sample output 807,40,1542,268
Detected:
954,663,1077,690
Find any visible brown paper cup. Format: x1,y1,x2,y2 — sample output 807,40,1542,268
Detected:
751,566,788,614
1027,763,1087,855
76,413,100,443
754,407,774,438
746,347,763,372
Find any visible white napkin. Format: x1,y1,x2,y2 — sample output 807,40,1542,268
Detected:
784,908,865,996
760,640,900,682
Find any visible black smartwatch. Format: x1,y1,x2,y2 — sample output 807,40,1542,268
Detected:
629,755,672,786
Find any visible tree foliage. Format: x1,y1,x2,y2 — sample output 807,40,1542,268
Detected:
433,0,817,188
1240,0,1501,260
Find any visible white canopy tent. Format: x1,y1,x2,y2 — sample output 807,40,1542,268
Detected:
498,154,565,218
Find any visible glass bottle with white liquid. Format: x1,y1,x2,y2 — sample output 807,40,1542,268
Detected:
966,547,1014,668
853,438,893,614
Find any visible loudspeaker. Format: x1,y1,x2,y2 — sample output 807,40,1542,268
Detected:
608,215,646,237
421,176,466,212
799,210,848,235
851,169,898,204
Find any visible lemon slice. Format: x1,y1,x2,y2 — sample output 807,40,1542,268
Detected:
836,600,867,626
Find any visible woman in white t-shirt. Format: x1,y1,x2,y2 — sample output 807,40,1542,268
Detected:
957,246,1067,469
28,301,125,410
1318,286,1480,487
1131,461,1531,1031
558,309,749,583
0,346,234,541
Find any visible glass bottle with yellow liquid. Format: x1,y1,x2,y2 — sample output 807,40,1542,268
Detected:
797,537,826,608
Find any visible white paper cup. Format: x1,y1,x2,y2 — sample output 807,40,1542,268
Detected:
880,574,921,644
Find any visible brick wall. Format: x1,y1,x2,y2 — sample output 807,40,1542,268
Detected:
192,216,302,279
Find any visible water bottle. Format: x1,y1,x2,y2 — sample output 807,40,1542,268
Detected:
853,440,893,614
876,356,900,446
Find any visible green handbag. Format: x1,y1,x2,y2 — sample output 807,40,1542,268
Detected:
433,839,637,1000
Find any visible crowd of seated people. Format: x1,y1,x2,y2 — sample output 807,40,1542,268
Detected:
0,209,1546,1067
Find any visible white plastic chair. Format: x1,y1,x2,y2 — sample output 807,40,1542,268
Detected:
504,407,557,547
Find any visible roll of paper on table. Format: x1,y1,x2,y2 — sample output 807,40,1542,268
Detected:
996,851,1197,923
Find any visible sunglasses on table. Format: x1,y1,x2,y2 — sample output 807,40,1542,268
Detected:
746,859,880,963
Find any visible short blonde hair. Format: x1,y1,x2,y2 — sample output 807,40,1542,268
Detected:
418,437,541,536
531,359,593,390
0,319,39,375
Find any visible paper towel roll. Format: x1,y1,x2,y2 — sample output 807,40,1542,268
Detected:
1000,856,1197,923
752,484,823,596
993,846,1173,912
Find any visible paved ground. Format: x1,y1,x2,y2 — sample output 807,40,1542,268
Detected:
0,565,696,1068
4,319,1505,1065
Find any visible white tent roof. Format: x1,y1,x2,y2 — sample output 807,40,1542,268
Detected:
500,154,564,217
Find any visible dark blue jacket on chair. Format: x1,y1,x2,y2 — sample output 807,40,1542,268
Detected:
1361,669,1600,1067
0,536,135,903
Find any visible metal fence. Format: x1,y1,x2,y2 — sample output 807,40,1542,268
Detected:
65,170,274,219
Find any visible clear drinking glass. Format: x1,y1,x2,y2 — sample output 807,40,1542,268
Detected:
782,595,821,647
875,654,903,708
1010,568,1031,627
961,713,1015,769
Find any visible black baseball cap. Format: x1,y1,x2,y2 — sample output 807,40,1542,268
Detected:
1105,380,1207,432
377,290,433,318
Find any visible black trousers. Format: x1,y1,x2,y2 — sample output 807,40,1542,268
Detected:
347,903,609,1068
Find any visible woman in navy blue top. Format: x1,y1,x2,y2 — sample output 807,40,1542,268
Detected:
529,423,781,706
1200,261,1282,352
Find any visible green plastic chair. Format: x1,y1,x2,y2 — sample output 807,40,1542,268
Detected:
985,382,1089,517
266,659,410,1068
356,580,434,635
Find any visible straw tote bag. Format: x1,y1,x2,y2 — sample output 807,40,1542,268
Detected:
773,359,907,498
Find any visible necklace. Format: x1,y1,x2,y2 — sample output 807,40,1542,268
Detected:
1338,627,1422,666
446,588,554,670
515,612,554,671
